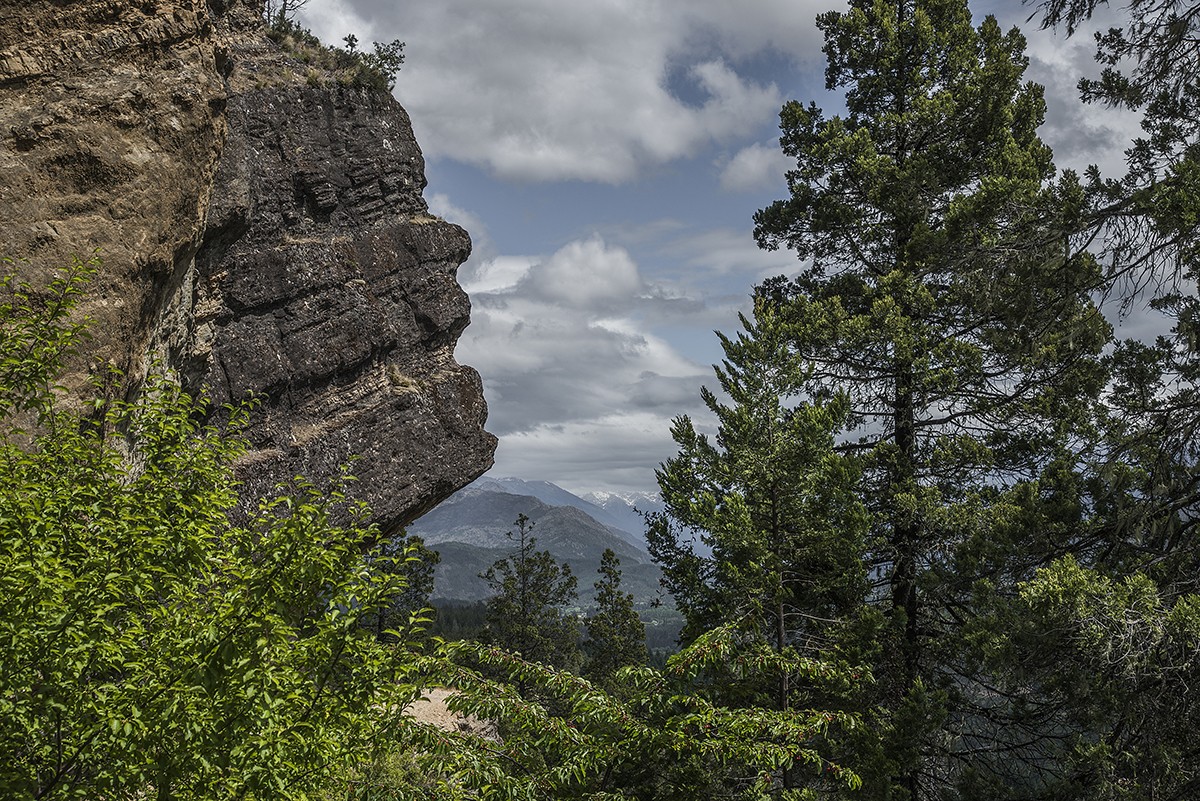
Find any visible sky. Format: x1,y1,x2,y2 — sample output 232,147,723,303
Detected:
296,0,1149,496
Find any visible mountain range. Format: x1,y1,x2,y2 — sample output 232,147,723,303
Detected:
407,477,666,608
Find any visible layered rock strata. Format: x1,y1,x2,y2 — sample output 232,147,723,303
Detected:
0,0,496,532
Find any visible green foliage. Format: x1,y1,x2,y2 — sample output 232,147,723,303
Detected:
266,17,405,91
583,549,647,687
0,260,430,799
11,226,868,801
649,297,872,794
1030,0,1200,414
479,514,581,675
0,255,96,422
353,38,407,92
653,303,869,616
0,258,874,800
363,534,440,644
1017,11,1200,798
708,0,1200,796
430,601,488,642
419,622,863,800
990,559,1200,800
679,0,1130,796
649,300,868,670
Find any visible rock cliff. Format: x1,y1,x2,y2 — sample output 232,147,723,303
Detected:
0,0,497,532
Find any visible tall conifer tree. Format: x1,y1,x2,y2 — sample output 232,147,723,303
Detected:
752,1,1115,796
583,549,648,688
653,1,1118,798
650,302,869,791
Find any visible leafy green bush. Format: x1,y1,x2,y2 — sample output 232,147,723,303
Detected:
426,624,864,800
0,258,429,799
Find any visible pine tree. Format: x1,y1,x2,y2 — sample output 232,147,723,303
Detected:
480,514,581,675
649,302,868,792
364,533,439,643
738,0,1113,796
650,304,868,676
1029,0,1200,569
1035,0,1200,190
583,549,648,687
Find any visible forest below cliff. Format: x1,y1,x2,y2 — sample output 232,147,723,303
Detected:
4,0,1200,800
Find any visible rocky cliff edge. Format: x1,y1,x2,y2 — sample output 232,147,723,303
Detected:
0,0,497,532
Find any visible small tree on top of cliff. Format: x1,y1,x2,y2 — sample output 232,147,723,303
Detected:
263,0,308,26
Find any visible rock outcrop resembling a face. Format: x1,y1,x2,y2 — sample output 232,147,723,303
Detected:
1,0,497,534
194,78,497,531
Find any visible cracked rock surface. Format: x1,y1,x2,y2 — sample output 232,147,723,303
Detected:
0,0,497,533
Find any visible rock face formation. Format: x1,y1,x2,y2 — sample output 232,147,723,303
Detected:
0,0,497,532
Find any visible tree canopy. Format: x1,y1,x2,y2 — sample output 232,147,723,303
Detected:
479,513,582,675
654,1,1200,798
583,548,648,688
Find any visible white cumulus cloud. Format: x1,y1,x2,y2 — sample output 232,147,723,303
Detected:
719,140,794,192
298,0,834,183
530,236,642,307
453,233,713,491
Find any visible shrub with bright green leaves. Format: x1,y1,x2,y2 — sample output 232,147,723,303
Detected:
0,255,95,422
0,259,430,799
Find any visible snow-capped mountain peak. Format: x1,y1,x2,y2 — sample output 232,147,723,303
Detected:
582,490,661,508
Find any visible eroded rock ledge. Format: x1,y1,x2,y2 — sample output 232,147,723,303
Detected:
0,0,497,532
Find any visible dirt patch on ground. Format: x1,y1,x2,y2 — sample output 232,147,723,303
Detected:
404,688,498,740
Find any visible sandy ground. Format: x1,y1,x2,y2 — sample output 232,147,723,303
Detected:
404,688,498,740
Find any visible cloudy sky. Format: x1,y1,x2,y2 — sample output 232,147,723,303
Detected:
296,0,1144,496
